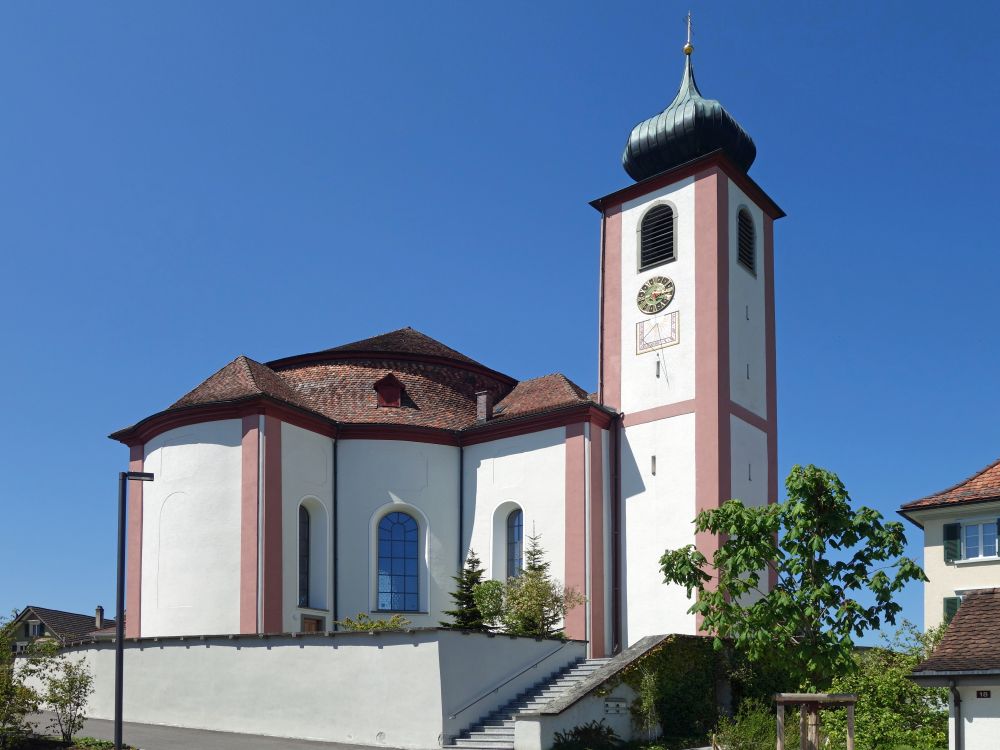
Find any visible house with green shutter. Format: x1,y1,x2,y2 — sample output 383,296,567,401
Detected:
899,458,1000,629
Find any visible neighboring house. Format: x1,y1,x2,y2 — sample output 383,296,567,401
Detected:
899,458,1000,629
9,605,114,653
911,588,1000,750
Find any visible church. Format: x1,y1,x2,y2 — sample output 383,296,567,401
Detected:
109,36,783,664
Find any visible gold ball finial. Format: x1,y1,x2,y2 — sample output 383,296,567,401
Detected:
683,42,694,55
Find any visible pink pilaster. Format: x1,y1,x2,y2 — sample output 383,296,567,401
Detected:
693,167,731,631
240,415,260,633
600,207,623,409
261,415,283,632
588,427,606,657
125,445,144,638
564,422,587,641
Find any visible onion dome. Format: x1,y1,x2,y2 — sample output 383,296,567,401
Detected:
622,42,756,181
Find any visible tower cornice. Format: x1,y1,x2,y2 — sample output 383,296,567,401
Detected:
590,150,785,220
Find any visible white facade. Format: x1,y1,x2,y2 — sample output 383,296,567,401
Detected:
464,428,567,584
141,420,243,637
337,439,461,628
620,415,698,640
907,500,1000,630
951,685,1000,750
618,177,698,415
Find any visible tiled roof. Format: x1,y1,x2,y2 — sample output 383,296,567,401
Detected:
313,327,485,367
113,329,606,437
170,355,313,412
17,606,114,644
900,458,1000,511
276,360,508,430
493,374,590,421
913,589,1000,674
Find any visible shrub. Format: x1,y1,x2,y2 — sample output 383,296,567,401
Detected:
714,698,799,750
552,719,621,750
334,613,411,631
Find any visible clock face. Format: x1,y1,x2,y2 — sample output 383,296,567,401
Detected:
636,276,675,314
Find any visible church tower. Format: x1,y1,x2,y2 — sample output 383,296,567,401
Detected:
593,28,784,646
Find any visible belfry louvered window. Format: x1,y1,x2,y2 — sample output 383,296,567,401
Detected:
737,208,756,274
639,204,675,270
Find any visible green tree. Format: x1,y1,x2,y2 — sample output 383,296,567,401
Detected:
495,533,585,638
0,612,40,749
823,622,947,750
441,549,487,630
39,653,94,743
659,464,926,689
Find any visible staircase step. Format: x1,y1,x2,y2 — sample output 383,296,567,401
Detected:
450,740,514,749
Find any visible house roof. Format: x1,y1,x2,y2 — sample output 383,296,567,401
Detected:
900,458,1000,513
111,328,608,441
14,606,113,644
912,589,1000,675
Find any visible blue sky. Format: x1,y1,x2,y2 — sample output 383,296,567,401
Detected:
1,2,997,642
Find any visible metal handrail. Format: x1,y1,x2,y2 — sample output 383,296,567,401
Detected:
448,642,573,720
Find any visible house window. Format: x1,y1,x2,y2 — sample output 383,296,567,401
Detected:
639,204,676,270
737,208,756,274
374,373,404,408
944,520,999,562
28,622,42,638
943,596,961,624
506,509,524,578
298,505,310,608
377,512,419,611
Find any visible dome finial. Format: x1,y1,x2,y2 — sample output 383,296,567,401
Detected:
683,11,694,55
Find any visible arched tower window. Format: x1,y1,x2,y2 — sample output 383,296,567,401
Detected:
298,505,311,608
737,208,756,274
506,509,524,578
377,512,419,611
639,204,675,270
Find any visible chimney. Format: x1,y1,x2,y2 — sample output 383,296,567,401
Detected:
476,390,493,422
95,606,104,630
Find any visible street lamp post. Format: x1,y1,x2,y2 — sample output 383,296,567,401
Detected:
115,470,153,750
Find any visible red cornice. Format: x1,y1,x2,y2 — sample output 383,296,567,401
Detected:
589,150,785,221
461,405,614,446
265,349,518,389
111,397,616,449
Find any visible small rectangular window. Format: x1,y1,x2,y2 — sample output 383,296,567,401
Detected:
965,524,980,559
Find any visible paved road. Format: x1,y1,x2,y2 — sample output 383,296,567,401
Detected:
31,713,400,750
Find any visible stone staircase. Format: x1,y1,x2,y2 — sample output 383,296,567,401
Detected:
446,657,612,750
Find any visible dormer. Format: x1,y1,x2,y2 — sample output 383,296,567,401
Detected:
373,373,405,408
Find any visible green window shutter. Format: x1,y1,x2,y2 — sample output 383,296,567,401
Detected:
943,596,961,624
943,523,962,563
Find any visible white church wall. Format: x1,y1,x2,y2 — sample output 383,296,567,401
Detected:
34,631,585,749
280,422,334,631
729,415,770,605
337,439,460,628
620,414,697,645
141,420,243,637
727,179,767,418
729,415,768,509
618,177,697,415
464,428,567,585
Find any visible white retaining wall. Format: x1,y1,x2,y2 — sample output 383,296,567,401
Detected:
39,630,585,749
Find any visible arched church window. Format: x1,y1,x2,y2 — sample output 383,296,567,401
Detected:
737,208,756,274
298,505,310,608
506,509,523,578
639,204,675,270
377,512,419,611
